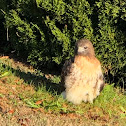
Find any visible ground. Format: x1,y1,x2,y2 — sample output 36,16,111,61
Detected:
0,55,126,126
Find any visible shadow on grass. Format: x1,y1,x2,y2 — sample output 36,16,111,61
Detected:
1,63,64,95
8,54,61,76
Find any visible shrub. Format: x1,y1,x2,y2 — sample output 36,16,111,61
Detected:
1,0,126,85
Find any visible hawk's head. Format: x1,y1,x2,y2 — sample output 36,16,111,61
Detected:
75,39,95,57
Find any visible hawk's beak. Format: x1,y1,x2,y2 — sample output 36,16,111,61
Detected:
78,47,84,53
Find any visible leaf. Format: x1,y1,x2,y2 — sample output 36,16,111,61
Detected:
8,109,15,114
120,106,126,113
0,72,10,78
26,100,40,108
35,100,42,105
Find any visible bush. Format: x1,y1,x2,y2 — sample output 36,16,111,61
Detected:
1,0,126,85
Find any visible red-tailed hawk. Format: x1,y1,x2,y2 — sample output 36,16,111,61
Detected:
61,38,104,104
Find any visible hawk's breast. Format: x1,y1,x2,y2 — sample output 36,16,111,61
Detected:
65,55,102,88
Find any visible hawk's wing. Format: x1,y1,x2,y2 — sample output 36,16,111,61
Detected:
93,69,105,98
99,74,104,92
61,57,74,90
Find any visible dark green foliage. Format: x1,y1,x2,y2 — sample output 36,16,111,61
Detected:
0,0,126,85
0,0,7,51
93,0,126,86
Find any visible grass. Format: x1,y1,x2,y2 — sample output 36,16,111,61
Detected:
0,55,126,126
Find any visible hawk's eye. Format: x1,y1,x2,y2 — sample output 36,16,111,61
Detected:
84,46,88,49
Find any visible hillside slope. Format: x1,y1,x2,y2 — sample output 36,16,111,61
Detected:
0,55,126,126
